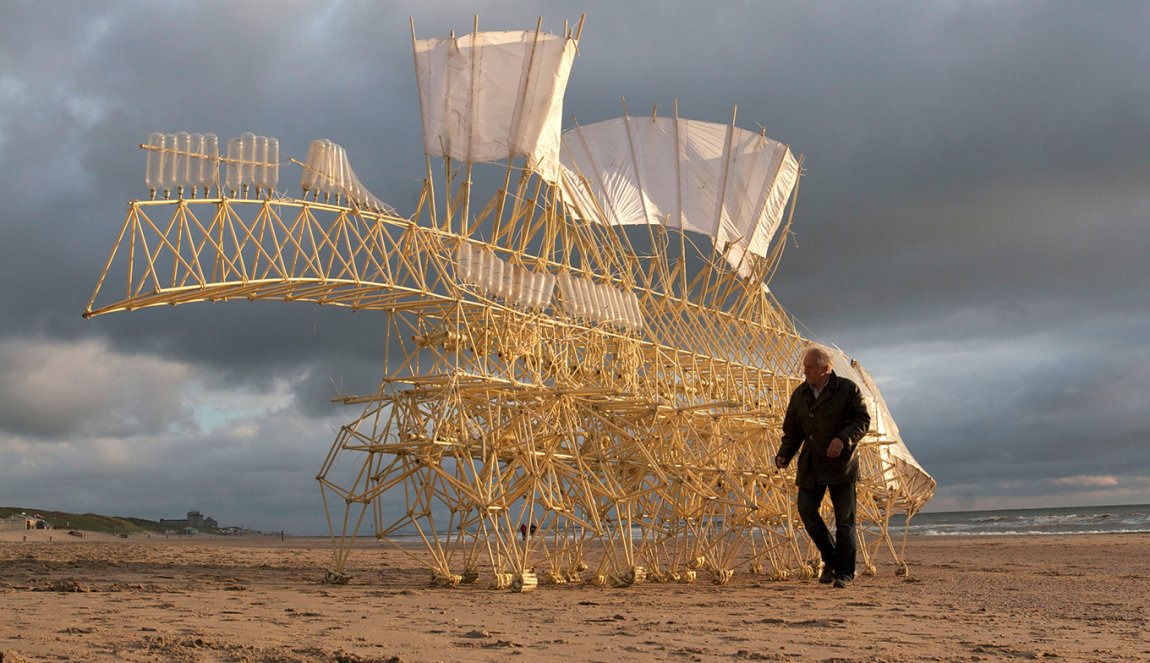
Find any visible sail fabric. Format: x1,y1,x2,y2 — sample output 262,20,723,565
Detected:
413,30,578,183
830,351,936,511
559,116,799,276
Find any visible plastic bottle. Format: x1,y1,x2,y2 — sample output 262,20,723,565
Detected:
334,144,349,203
198,134,219,197
145,132,166,199
572,277,591,319
526,271,543,310
266,137,279,196
188,133,204,197
557,272,575,315
240,132,257,196
491,255,506,299
539,272,556,310
158,133,178,196
510,266,526,307
302,139,325,197
456,242,473,285
254,135,269,196
339,146,353,205
479,248,494,293
225,137,243,197
172,132,191,196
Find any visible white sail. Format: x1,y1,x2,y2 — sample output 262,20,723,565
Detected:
413,29,578,183
831,351,936,513
559,115,799,277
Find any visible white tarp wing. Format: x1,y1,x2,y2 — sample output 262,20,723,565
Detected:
413,30,578,183
559,116,799,277
831,350,937,513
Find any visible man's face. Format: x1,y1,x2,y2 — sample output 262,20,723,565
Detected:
802,352,832,386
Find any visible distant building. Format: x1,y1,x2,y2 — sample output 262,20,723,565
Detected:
0,513,50,531
159,510,218,532
186,510,217,529
1,515,28,531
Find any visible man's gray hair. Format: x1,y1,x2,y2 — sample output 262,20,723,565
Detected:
802,344,835,369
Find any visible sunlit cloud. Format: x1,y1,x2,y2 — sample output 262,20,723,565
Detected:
1055,475,1121,488
0,337,192,438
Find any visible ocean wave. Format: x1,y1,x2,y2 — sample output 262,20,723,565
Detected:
915,527,1150,537
898,504,1150,536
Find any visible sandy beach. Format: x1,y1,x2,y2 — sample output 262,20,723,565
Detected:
1,530,1147,662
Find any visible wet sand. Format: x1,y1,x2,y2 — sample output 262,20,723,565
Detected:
1,530,1148,662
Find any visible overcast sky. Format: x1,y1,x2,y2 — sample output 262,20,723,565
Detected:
2,1,1148,533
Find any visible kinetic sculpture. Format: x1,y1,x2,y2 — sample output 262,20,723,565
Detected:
84,18,935,591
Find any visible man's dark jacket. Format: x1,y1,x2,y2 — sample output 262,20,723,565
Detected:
777,372,871,488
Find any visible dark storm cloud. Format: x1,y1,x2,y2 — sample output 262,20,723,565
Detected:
2,1,1149,530
769,16,1149,302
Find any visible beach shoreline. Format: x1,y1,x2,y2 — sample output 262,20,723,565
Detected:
2,531,1148,662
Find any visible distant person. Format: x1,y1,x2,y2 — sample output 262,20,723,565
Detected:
775,344,870,588
520,523,528,541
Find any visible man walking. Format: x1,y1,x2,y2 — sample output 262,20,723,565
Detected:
775,344,871,588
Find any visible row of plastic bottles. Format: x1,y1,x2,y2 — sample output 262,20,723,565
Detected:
557,272,645,332
301,139,392,214
143,134,395,211
144,132,279,199
224,133,279,198
455,241,644,331
456,242,556,311
145,132,219,198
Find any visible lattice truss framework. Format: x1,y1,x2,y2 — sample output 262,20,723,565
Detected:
85,156,936,590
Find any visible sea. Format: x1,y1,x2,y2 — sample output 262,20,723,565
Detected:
376,504,1150,541
892,503,1150,537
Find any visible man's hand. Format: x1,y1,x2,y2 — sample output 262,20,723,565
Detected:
774,455,787,469
827,438,845,458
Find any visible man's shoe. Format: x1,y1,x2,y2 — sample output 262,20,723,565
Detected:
818,567,835,584
832,575,853,588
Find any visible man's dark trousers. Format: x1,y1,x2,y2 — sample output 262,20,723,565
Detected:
797,481,856,578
